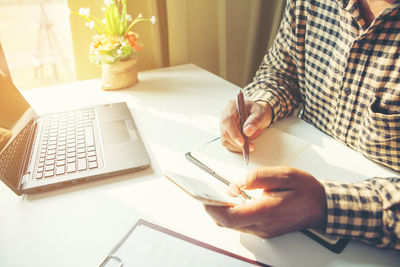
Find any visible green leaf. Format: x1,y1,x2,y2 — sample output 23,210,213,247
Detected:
121,0,127,34
71,11,104,34
105,9,113,34
111,5,121,35
111,4,121,35
105,6,118,35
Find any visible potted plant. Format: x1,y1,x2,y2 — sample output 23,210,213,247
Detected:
73,0,156,90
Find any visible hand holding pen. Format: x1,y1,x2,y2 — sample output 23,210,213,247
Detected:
220,91,273,157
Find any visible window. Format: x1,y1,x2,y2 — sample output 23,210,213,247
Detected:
0,0,75,90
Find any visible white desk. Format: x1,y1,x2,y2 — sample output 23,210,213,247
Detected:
0,64,399,266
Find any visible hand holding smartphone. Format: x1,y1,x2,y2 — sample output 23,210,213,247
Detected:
164,171,246,206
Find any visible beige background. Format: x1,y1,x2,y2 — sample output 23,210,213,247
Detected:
68,0,285,87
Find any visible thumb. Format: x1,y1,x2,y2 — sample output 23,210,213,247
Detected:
243,113,264,137
243,103,271,137
244,166,295,191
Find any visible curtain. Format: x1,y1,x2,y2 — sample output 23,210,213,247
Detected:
166,0,285,87
68,0,285,87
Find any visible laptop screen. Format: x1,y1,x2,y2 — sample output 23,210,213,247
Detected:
0,74,37,194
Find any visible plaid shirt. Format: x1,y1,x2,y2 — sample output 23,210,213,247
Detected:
244,0,400,249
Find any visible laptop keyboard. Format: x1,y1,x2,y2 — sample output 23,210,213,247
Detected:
35,109,99,179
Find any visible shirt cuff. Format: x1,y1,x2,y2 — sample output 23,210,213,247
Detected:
320,180,384,244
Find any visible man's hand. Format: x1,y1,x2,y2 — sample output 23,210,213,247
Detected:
204,166,327,238
220,100,272,153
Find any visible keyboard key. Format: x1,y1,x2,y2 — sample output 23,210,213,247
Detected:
88,161,98,169
85,127,95,146
47,149,56,155
46,159,55,166
67,157,76,163
77,143,85,149
36,172,43,179
44,170,54,178
88,156,97,162
67,143,76,148
78,158,87,171
57,160,66,166
67,163,76,173
48,140,56,146
45,165,54,171
46,154,55,160
56,166,66,175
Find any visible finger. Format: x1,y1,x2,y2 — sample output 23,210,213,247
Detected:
229,224,263,237
244,166,297,190
243,102,271,137
248,129,265,141
204,204,252,228
229,224,270,238
243,114,263,137
221,134,255,153
221,137,242,152
204,196,280,228
232,224,296,239
249,142,255,152
204,205,233,227
223,122,244,148
220,101,244,147
227,183,242,197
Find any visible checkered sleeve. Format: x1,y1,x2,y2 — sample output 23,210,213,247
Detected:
243,0,301,124
321,177,400,249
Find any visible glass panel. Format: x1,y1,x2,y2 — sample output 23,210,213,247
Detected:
0,0,75,90
0,74,37,194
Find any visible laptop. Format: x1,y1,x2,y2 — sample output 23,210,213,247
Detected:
0,74,150,195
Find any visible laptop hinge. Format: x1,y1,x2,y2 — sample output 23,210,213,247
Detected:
20,119,39,187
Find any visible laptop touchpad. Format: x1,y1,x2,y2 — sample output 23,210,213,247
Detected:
100,120,132,145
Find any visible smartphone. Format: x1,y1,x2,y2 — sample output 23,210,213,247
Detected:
164,171,245,206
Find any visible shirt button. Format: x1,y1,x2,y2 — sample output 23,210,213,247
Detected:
336,129,341,136
344,88,351,96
